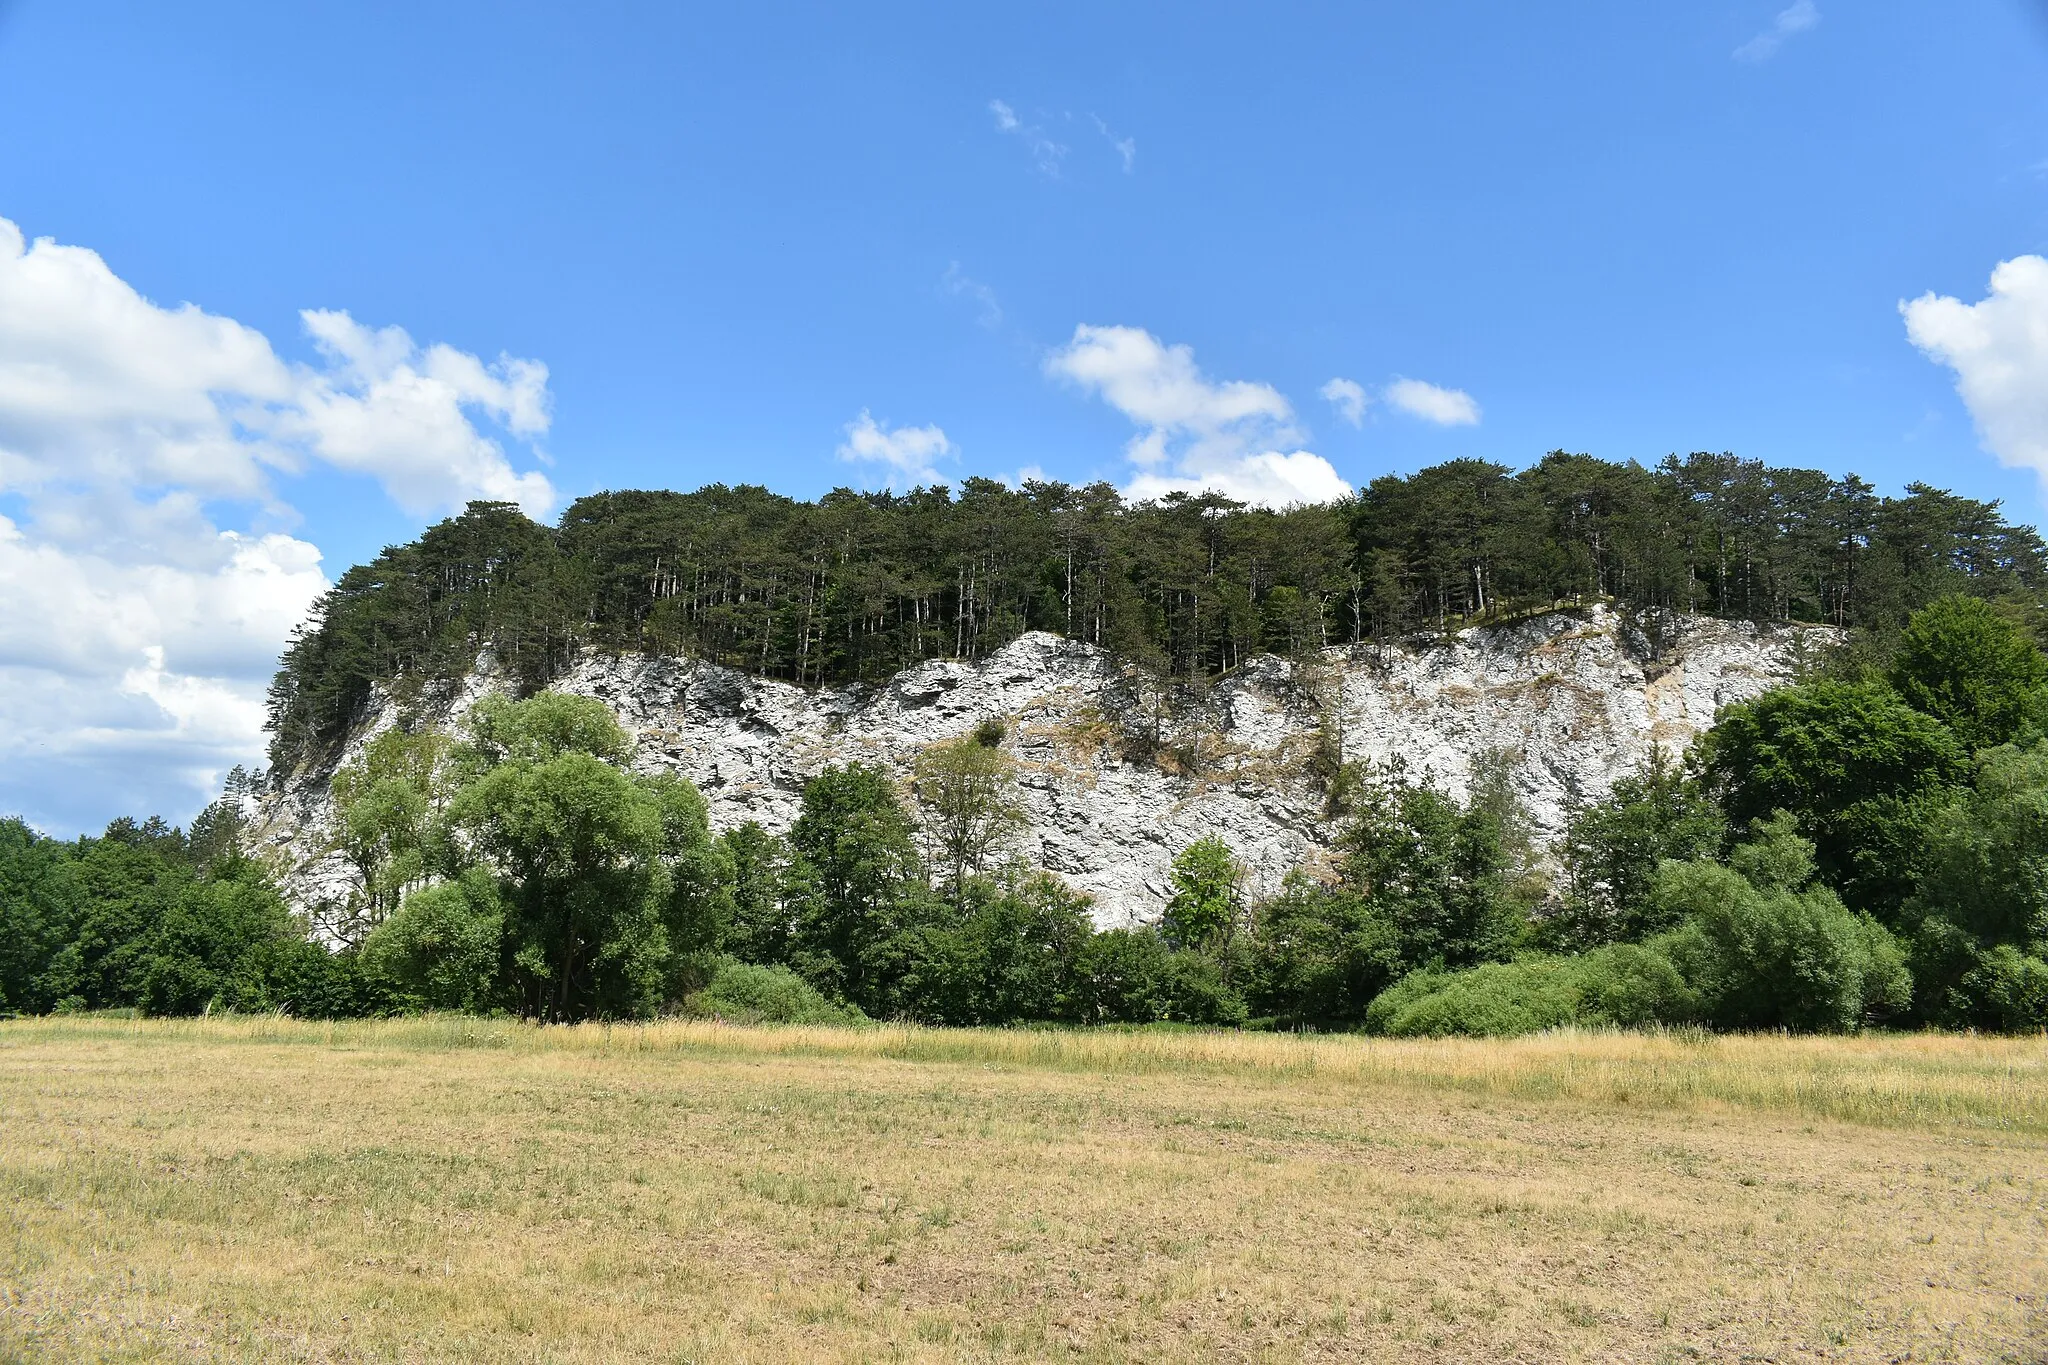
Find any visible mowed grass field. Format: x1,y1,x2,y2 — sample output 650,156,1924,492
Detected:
2,1020,2045,1364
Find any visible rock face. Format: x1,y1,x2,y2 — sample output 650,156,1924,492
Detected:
255,605,1830,930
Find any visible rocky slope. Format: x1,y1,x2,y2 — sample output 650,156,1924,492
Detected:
255,605,1831,929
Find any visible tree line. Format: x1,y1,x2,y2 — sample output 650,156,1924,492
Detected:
265,454,2048,773
8,593,2048,1034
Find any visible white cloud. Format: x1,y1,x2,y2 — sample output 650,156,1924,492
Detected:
1384,377,1482,426
0,217,555,519
1734,0,1819,62
1091,115,1136,173
988,99,1068,176
1902,255,2048,482
0,512,327,834
283,309,554,517
1045,323,1349,507
941,262,1002,328
1320,377,1370,427
837,410,957,489
0,213,558,834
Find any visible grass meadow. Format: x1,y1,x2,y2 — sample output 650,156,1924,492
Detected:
2,1017,2045,1362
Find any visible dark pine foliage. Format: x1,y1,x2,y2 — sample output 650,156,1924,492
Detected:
267,457,2048,772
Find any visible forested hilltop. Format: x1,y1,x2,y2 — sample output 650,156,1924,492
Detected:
266,452,2048,771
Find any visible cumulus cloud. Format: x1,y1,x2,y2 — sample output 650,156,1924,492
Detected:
1320,377,1370,427
837,410,957,489
284,309,554,517
1384,377,1482,426
0,218,555,518
988,99,1068,176
1902,255,2048,482
1734,0,1819,62
1045,324,1349,507
0,214,558,833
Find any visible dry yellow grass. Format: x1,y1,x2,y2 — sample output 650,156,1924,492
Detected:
2,1018,2045,1363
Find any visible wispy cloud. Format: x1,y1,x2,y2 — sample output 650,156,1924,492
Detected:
988,99,1068,177
1734,0,1819,62
837,410,957,489
1091,115,1136,174
941,262,1002,328
1319,378,1369,427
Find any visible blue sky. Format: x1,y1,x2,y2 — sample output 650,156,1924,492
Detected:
2,1,2048,833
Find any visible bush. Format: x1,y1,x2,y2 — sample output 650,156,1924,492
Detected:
1363,944,1696,1038
1365,960,1580,1037
1651,818,1912,1032
361,870,505,1012
688,958,868,1026
1077,928,1247,1026
1958,946,2048,1033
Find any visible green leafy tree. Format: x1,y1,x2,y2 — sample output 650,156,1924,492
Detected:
784,763,925,1012
1077,927,1247,1026
911,733,1024,896
0,818,83,1015
1246,877,1400,1030
361,868,505,1012
330,728,451,945
721,822,793,965
893,864,1095,1024
1897,742,2048,1028
1161,837,1247,960
1696,679,1965,912
444,692,702,1021
1887,594,2048,752
1339,767,1527,972
1550,746,1726,949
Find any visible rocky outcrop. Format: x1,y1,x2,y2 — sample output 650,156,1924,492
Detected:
254,605,1831,930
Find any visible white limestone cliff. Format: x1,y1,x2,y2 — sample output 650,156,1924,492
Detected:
255,604,1831,930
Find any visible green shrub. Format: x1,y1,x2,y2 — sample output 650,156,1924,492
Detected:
1650,818,1912,1032
1362,944,1696,1038
1570,943,1699,1026
1958,945,2048,1033
1365,960,1581,1037
688,958,868,1026
361,870,505,1013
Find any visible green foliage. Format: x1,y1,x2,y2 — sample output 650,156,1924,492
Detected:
1887,594,2048,752
330,728,449,945
911,735,1023,895
362,869,505,1012
784,763,924,1013
1245,878,1400,1030
449,700,668,1021
0,817,83,1015
1698,679,1964,911
1898,742,2048,1026
1955,946,2048,1033
1363,946,1696,1038
688,958,867,1026
1338,767,1529,972
1076,928,1248,1027
1551,746,1725,949
1161,837,1246,958
1652,816,1912,1032
720,822,792,966
0,814,340,1019
891,865,1096,1025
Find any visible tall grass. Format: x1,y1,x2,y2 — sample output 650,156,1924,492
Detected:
10,1014,2045,1134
